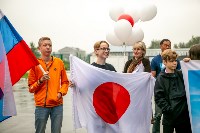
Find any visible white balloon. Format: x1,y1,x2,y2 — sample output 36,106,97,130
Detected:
106,31,123,46
139,3,157,21
114,19,132,43
125,26,144,46
125,8,140,23
109,6,124,21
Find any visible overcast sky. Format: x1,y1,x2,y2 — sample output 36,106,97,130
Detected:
1,0,200,53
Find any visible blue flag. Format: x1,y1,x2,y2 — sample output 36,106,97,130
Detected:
181,60,200,133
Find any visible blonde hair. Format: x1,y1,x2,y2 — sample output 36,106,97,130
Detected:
93,40,109,50
38,37,51,47
161,49,178,62
133,41,146,57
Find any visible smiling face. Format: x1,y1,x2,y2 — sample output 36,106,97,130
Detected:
132,42,146,59
160,40,171,52
133,47,143,59
94,41,110,59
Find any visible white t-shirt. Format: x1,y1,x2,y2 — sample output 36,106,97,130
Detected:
132,62,144,73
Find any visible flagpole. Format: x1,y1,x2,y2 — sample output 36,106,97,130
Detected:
69,55,77,133
38,64,47,74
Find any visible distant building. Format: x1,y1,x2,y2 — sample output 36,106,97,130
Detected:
90,45,189,72
53,46,86,62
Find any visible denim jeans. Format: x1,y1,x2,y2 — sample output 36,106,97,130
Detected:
35,105,63,133
152,103,162,133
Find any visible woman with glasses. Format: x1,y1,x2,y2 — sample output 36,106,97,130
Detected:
123,41,151,73
91,40,116,72
69,40,116,87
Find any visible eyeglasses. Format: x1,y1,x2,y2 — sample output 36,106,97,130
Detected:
97,47,110,51
162,43,171,48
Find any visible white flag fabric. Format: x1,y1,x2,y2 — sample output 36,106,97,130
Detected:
0,32,16,122
181,60,200,133
70,55,155,133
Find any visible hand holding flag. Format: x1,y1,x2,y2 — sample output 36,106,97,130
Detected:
70,55,155,133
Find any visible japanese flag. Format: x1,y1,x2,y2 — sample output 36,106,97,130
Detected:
70,55,155,133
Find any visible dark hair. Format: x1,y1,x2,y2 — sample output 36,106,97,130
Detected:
160,39,171,45
189,44,200,60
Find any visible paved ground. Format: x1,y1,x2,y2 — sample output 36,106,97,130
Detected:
0,79,87,133
0,78,162,133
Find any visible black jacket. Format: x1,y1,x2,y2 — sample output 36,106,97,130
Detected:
154,69,190,125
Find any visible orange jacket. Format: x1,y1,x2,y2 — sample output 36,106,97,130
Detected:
28,56,69,107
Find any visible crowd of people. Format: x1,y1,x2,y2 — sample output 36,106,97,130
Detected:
27,36,200,133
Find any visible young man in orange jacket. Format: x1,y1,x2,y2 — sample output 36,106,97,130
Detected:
28,37,69,133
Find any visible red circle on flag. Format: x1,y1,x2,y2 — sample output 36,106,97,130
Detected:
93,82,130,124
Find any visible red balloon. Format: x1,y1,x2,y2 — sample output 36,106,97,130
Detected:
118,14,134,27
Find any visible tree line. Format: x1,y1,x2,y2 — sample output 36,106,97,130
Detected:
29,42,70,70
30,36,200,56
148,36,200,49
29,36,200,69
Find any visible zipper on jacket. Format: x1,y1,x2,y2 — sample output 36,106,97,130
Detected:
44,80,48,107
43,57,54,107
44,65,50,107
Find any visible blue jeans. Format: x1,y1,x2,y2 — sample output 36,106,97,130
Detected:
152,103,162,133
35,105,63,133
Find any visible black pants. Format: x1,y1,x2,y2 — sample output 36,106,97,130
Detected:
163,122,192,133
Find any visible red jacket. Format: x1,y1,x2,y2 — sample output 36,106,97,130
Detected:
28,56,69,107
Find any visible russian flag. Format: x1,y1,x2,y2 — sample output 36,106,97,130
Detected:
0,34,14,122
0,10,39,122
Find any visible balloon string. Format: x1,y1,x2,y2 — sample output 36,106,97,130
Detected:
123,42,126,64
